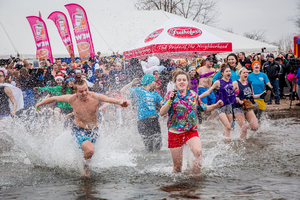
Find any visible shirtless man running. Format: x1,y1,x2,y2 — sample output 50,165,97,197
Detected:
197,57,217,120
35,79,129,176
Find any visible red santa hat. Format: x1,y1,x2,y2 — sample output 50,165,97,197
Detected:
55,74,64,81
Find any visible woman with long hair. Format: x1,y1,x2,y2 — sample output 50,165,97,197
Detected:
160,70,222,173
189,66,199,94
212,53,240,83
34,78,74,116
232,67,264,139
199,65,237,138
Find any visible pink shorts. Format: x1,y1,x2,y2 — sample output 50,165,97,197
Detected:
168,130,199,148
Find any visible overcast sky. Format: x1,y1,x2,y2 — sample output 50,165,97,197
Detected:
0,0,298,43
216,0,298,42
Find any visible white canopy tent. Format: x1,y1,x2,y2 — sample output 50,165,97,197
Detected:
0,7,278,60
124,17,233,59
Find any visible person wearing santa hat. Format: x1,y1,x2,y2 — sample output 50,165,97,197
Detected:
54,74,64,86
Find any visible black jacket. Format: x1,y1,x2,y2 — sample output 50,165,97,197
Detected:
262,61,282,81
239,58,252,67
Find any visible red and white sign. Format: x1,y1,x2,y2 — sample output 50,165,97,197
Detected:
124,17,232,59
144,28,164,43
167,27,202,38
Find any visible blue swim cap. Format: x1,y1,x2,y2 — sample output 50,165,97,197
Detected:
141,74,155,86
65,78,75,82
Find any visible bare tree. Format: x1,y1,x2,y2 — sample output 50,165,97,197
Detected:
292,2,300,31
135,0,219,25
221,27,234,34
243,29,267,42
272,34,294,53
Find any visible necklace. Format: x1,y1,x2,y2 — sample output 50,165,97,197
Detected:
176,88,190,100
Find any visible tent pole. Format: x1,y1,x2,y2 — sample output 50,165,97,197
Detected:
89,20,114,53
0,21,18,55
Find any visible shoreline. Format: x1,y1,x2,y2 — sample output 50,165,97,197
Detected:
264,98,300,119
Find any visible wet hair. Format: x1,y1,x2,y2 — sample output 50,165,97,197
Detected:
61,81,74,95
74,79,87,91
19,67,29,79
172,70,190,83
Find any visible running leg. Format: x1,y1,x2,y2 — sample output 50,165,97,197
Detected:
218,113,232,138
186,137,202,174
170,147,183,173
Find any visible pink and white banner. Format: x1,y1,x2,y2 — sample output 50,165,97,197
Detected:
26,16,53,63
48,11,75,59
64,3,95,60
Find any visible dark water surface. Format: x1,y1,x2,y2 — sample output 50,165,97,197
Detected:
0,108,299,199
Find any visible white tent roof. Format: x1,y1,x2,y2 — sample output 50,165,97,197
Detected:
0,9,277,60
124,17,233,59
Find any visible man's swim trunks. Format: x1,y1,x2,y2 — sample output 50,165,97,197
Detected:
71,123,99,148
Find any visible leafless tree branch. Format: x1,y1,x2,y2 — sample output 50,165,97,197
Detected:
135,0,219,25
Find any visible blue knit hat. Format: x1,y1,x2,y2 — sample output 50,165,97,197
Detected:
141,74,155,86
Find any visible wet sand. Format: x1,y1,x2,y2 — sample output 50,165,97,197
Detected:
265,99,300,119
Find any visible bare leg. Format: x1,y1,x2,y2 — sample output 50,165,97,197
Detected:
234,113,247,139
170,147,183,173
210,110,216,121
186,137,202,174
245,111,259,132
81,140,95,177
218,113,232,138
54,107,61,121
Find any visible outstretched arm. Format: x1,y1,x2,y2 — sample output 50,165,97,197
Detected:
35,95,72,109
212,70,221,83
204,100,223,112
198,81,219,99
94,93,130,107
120,78,141,94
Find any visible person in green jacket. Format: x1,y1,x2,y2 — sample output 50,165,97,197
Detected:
34,78,75,116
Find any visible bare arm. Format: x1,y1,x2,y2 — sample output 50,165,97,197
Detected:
204,100,223,112
160,90,176,116
94,93,130,107
198,80,219,99
5,87,17,115
232,81,242,104
120,78,141,94
20,58,31,70
99,103,111,111
266,82,272,89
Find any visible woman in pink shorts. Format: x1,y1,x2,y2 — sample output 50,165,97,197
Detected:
160,70,223,173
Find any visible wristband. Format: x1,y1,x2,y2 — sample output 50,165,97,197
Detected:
72,112,74,116
167,100,171,105
35,106,40,109
132,82,134,86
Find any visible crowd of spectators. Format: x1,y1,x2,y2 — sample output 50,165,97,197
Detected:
1,50,300,121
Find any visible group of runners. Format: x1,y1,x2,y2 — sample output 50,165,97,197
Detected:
0,52,277,177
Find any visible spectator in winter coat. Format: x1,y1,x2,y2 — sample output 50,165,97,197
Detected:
238,52,252,73
262,54,282,104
